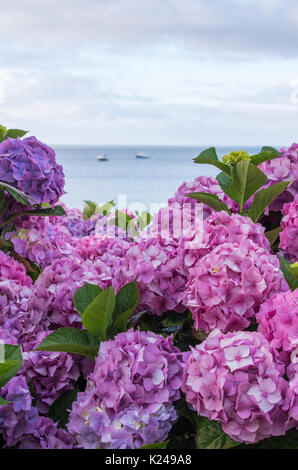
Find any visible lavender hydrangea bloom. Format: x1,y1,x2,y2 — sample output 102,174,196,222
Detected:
0,137,65,204
258,143,298,211
18,417,74,449
34,256,112,328
68,329,184,448
6,215,73,269
257,290,298,366
21,331,80,414
0,376,39,447
184,240,287,333
279,196,298,263
182,329,291,444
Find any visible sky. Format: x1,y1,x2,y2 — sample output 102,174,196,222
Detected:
0,0,298,146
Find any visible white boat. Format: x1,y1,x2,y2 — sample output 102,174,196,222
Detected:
97,153,109,161
136,151,150,159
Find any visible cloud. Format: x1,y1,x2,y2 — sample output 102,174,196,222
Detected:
0,0,297,56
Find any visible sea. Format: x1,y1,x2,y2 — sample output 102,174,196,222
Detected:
54,145,261,212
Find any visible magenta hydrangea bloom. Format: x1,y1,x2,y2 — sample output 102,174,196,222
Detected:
184,240,287,333
258,143,298,211
0,250,32,287
279,196,298,263
0,137,65,204
116,237,188,316
182,329,291,444
18,417,74,449
68,329,184,449
257,290,298,366
180,211,270,270
34,256,112,328
21,331,80,414
74,234,129,265
168,175,238,218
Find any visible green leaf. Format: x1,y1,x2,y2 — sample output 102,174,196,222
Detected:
187,192,231,214
279,257,298,291
249,181,290,222
136,211,152,231
194,147,231,176
0,397,11,406
0,125,7,142
0,204,66,228
139,440,169,449
196,417,239,449
34,328,99,359
0,187,5,211
112,281,139,333
73,283,103,316
216,172,233,199
6,129,28,139
83,200,98,220
0,182,36,206
82,287,116,339
0,344,23,389
48,388,78,429
229,161,267,210
290,263,298,282
96,200,115,217
250,147,280,166
265,226,282,247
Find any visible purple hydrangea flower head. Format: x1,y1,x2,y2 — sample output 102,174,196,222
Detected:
6,214,73,269
258,143,298,211
34,256,112,328
0,277,48,343
68,329,184,448
257,290,298,366
279,195,298,263
0,137,65,204
0,376,39,447
184,240,287,333
18,417,74,449
182,329,290,444
21,331,80,414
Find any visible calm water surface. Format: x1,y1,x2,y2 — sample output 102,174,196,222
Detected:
54,145,260,210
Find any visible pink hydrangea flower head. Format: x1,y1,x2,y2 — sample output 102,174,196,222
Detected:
184,240,287,333
259,143,298,211
257,290,298,366
182,329,290,444
279,195,298,263
117,237,188,315
0,250,32,287
68,329,184,448
168,175,238,218
34,256,112,328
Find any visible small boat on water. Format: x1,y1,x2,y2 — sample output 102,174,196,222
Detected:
136,151,150,159
97,153,109,161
